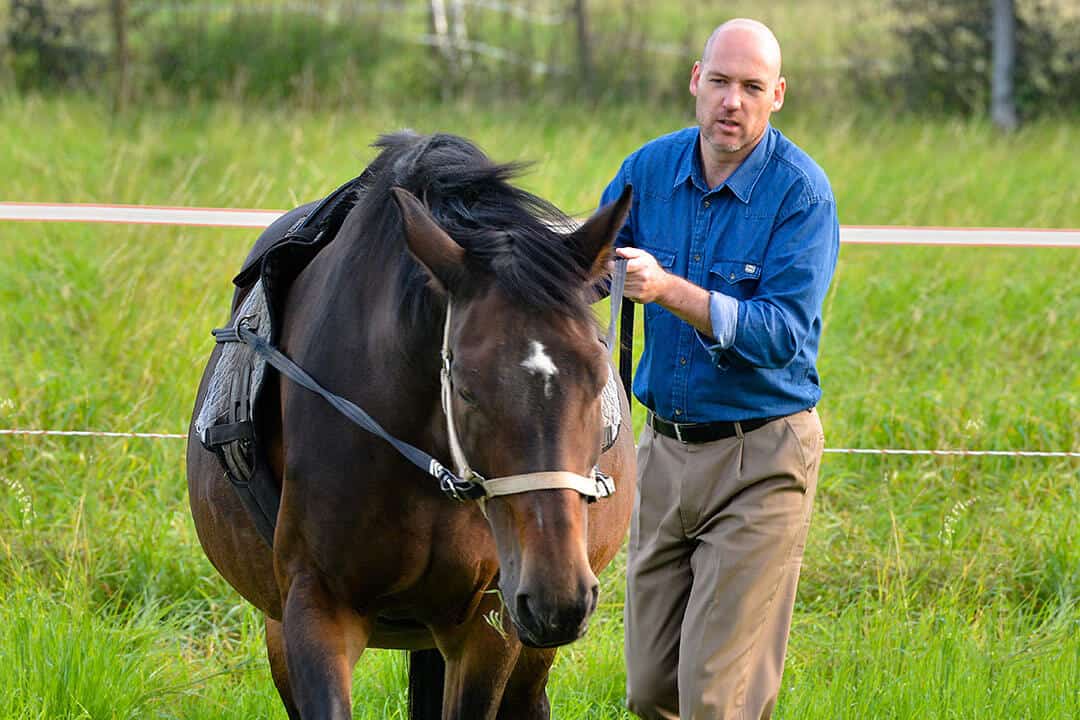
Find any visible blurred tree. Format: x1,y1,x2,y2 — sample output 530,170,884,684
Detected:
109,0,129,112
8,0,104,90
570,0,594,94
853,0,1080,120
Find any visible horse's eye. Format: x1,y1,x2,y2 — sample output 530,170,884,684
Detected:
457,387,478,406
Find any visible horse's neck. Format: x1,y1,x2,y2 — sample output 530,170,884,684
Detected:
335,245,444,384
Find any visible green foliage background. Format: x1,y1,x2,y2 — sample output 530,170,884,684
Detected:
4,0,1080,116
1,1,1079,718
1,95,1078,717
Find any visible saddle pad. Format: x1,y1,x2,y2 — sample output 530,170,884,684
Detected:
600,364,622,452
195,280,272,445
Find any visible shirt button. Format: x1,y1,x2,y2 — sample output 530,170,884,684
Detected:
680,357,687,365
703,200,711,208
674,408,683,416
693,254,701,262
729,272,736,280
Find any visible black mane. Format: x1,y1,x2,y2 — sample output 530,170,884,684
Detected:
346,131,591,319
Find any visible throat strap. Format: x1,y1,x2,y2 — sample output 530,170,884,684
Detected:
440,301,476,483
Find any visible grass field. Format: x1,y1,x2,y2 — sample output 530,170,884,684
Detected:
1,96,1078,719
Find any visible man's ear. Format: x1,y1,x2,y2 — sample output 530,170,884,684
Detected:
772,76,786,111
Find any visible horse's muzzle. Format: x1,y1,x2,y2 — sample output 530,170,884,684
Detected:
510,580,600,648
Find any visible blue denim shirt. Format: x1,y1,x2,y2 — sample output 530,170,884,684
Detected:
601,125,839,422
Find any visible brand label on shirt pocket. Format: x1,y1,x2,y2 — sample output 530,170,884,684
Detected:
711,259,762,285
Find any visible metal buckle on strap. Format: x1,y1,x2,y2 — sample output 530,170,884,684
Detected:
594,469,615,499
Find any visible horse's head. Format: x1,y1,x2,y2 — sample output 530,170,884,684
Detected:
392,184,631,648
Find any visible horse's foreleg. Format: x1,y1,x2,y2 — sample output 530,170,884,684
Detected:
281,572,372,720
496,646,557,720
435,598,522,720
265,616,301,720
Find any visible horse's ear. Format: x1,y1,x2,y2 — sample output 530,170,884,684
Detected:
570,184,632,280
391,187,465,294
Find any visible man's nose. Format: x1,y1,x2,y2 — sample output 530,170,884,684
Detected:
722,90,741,110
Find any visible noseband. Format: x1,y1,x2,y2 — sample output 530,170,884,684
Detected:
439,301,612,502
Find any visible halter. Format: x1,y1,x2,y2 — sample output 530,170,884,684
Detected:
439,301,612,503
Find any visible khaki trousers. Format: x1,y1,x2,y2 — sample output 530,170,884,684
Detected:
625,408,823,720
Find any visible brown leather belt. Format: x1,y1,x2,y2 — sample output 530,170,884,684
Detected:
648,412,777,444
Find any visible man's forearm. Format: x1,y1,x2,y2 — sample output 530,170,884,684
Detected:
656,273,713,335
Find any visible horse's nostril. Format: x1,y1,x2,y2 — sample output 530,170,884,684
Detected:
515,592,536,628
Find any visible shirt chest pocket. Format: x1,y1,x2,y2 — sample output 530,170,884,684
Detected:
710,260,762,300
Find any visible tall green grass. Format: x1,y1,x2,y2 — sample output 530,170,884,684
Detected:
1,98,1077,718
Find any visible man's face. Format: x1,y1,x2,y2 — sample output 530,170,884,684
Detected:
690,28,785,159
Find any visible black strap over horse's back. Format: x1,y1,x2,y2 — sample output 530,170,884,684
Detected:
233,171,370,341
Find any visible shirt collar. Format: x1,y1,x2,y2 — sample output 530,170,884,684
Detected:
674,125,776,204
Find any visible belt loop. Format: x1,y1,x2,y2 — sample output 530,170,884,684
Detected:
734,421,744,439
674,422,684,443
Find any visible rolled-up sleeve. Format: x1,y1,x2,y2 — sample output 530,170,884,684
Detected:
723,197,839,369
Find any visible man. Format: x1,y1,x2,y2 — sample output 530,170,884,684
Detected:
599,19,839,720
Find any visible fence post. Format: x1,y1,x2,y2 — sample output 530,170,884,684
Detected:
109,0,130,112
991,0,1018,131
570,0,594,94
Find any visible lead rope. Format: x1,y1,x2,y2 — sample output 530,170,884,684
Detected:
605,256,628,352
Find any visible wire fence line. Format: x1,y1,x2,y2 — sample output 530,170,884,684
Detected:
1,429,1076,459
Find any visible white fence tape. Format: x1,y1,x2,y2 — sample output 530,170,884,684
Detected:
0,202,283,228
2,202,1080,246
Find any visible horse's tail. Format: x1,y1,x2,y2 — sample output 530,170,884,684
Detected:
408,648,445,720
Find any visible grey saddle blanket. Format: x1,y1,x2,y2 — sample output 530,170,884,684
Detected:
194,279,272,447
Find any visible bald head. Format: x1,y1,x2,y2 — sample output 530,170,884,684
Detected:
689,17,787,173
702,19,782,80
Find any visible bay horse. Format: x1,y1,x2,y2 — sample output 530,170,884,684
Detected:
186,131,635,719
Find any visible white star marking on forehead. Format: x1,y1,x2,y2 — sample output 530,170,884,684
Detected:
521,340,559,399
